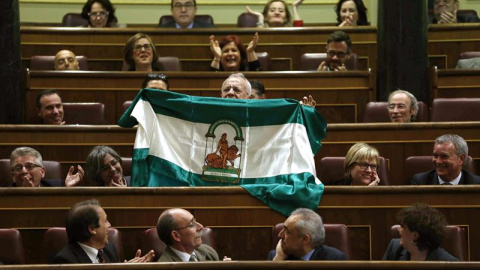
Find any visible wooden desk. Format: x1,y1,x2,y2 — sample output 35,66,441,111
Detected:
1,122,479,185
20,26,378,72
25,70,374,124
1,186,479,263
430,67,480,104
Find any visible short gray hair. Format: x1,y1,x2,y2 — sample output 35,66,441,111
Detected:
10,147,43,168
435,134,468,157
85,146,122,184
388,89,419,120
223,73,252,96
290,208,325,247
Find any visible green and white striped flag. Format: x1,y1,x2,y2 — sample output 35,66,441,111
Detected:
118,89,327,216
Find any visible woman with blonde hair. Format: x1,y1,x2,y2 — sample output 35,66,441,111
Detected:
334,142,380,185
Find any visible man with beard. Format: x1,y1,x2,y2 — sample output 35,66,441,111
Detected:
317,31,352,72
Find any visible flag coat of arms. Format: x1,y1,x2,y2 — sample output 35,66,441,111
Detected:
118,89,327,216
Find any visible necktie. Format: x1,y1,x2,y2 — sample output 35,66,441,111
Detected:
97,249,106,263
189,253,198,262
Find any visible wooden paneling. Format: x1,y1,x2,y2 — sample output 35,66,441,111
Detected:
430,67,480,104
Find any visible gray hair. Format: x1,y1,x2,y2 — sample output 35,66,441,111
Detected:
85,145,122,183
10,147,43,168
388,89,419,120
435,134,468,157
290,208,325,247
224,73,252,96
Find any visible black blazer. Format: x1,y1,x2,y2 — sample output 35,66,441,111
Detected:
267,245,347,260
382,239,458,261
160,19,214,28
53,242,119,264
411,169,480,185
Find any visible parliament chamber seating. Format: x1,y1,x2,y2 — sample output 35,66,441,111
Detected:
121,57,182,72
0,159,63,187
390,225,468,261
255,52,272,71
62,102,106,125
459,51,480,59
271,223,351,259
61,13,87,27
428,9,479,24
158,15,214,26
137,227,216,261
30,55,89,71
431,98,480,122
237,12,258,27
404,156,477,185
123,101,133,114
43,227,124,263
362,101,429,123
318,157,389,185
300,53,358,71
121,157,132,177
0,229,26,264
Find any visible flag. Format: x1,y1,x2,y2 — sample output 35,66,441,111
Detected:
118,89,327,216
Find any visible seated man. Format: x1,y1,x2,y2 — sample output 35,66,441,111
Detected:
317,31,352,72
387,90,418,123
142,73,169,90
54,50,80,71
156,208,223,262
160,0,214,29
411,134,480,185
431,0,480,24
53,199,154,263
36,89,65,125
268,208,347,260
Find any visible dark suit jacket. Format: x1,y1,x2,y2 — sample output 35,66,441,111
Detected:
10,179,62,187
158,244,219,262
411,169,480,185
53,242,119,264
160,19,214,28
267,245,347,260
382,239,458,261
431,14,480,23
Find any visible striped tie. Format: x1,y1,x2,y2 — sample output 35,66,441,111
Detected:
189,253,198,261
97,249,106,263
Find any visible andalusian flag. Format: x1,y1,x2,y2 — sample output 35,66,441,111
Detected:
118,89,327,216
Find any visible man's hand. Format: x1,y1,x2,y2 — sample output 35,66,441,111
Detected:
438,11,457,24
65,165,84,187
125,249,155,263
223,256,232,261
334,64,347,71
272,239,287,261
22,175,35,187
317,61,327,71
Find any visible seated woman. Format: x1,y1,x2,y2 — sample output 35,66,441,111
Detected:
383,203,458,261
209,33,262,71
246,0,301,27
335,0,369,27
334,142,380,185
123,33,161,72
65,146,129,187
81,0,118,28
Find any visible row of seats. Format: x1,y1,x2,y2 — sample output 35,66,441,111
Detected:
0,223,467,264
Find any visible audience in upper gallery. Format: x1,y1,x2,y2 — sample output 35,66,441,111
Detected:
267,208,347,260
383,203,458,261
36,89,65,125
156,208,230,262
209,33,262,71
249,80,266,99
221,73,316,106
246,0,302,27
160,0,214,28
54,50,80,71
123,33,161,72
66,145,130,187
317,31,352,71
335,0,369,26
431,0,480,24
142,73,169,90
332,142,381,186
411,134,480,185
81,0,119,28
387,90,418,123
9,147,83,187
53,199,155,263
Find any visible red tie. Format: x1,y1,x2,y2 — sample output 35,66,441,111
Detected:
97,249,106,263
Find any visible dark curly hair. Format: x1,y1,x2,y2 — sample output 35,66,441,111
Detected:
397,203,447,252
218,35,247,71
81,0,118,27
335,0,369,26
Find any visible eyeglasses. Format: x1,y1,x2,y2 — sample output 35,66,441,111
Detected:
134,44,153,51
12,163,42,173
326,50,348,58
354,162,377,171
88,11,109,18
172,2,195,11
173,219,197,230
388,104,408,110
100,159,119,172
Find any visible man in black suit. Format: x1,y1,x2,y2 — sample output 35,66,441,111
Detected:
53,199,154,263
160,0,214,29
267,208,347,261
411,134,480,185
431,0,480,24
